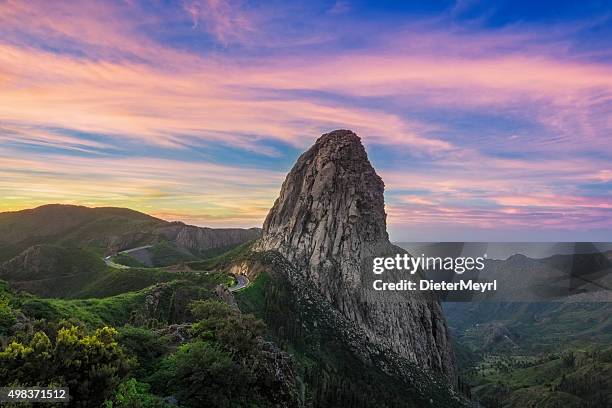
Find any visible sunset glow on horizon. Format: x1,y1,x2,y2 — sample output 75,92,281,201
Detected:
1,0,611,240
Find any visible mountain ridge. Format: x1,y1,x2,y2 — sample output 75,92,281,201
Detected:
0,204,261,258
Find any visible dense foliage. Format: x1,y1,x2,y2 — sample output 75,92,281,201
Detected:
147,300,298,407
0,325,131,406
0,275,298,407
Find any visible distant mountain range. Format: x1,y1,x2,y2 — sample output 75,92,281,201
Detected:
398,242,612,302
398,242,612,261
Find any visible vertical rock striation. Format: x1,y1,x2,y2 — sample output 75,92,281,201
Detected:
257,129,456,382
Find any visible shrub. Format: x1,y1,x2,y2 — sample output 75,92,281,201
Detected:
0,325,132,407
105,378,170,408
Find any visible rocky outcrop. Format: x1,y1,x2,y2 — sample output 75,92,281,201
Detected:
215,284,238,309
256,130,456,382
254,339,301,407
155,223,261,255
103,223,260,255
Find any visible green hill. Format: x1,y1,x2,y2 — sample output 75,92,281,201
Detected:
0,204,260,264
0,204,260,298
73,267,179,299
0,244,108,298
0,204,164,262
0,204,161,243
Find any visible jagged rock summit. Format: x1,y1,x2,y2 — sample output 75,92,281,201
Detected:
259,129,388,295
257,129,456,382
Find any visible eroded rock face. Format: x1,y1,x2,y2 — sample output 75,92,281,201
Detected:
257,129,456,382
105,223,261,255
157,223,261,254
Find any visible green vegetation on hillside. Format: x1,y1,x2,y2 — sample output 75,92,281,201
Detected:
145,300,299,407
445,301,612,407
0,245,106,281
0,245,109,298
110,253,147,268
73,268,177,298
0,278,299,407
0,205,164,263
465,347,611,407
149,242,198,267
0,205,608,407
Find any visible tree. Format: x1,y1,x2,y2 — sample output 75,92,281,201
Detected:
173,341,239,408
118,326,169,376
190,300,265,357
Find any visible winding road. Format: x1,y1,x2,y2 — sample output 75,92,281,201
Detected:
103,245,152,269
229,274,249,292
103,245,249,291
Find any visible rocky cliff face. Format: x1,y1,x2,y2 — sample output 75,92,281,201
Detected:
155,223,261,255
256,129,456,382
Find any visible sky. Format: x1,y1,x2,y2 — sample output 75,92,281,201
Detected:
0,0,611,241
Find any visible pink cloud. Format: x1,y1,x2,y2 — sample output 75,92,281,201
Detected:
0,1,609,233
2,2,611,154
379,148,611,232
0,41,450,154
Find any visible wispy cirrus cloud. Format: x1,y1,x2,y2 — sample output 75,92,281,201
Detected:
183,0,257,44
0,0,610,239
0,40,448,154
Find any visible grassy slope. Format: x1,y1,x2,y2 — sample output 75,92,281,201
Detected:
0,244,183,300
19,289,147,326
5,266,233,328
0,205,164,258
0,244,106,281
0,240,251,301
149,241,198,267
0,245,109,298
72,267,178,298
